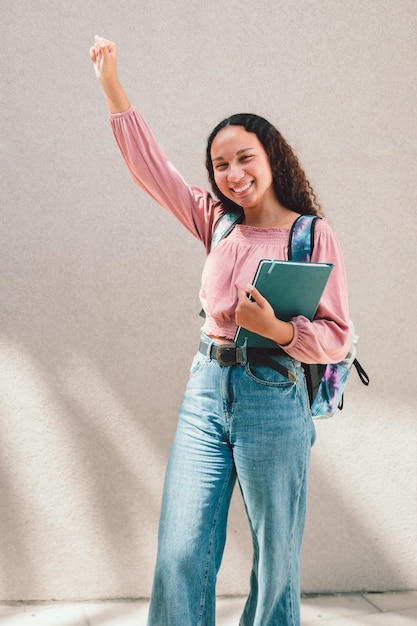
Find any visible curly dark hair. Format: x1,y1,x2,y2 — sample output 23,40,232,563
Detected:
205,113,323,217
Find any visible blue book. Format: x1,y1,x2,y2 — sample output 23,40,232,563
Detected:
234,259,333,348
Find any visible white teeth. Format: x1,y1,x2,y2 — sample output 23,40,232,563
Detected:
233,182,252,193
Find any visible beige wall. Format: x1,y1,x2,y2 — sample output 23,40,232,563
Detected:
1,0,416,601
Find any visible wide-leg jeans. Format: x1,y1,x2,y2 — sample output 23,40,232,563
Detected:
147,337,316,626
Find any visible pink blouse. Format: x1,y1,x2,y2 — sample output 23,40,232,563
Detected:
110,106,351,364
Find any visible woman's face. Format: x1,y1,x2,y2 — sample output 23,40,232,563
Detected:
210,126,275,211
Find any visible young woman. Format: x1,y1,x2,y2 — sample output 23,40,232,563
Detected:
90,36,350,626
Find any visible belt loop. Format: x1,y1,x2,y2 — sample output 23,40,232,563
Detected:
207,341,215,362
238,340,248,366
199,334,215,361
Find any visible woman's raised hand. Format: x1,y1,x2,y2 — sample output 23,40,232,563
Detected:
89,36,118,83
89,36,130,113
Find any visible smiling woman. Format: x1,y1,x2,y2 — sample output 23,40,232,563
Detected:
205,112,324,221
90,35,351,626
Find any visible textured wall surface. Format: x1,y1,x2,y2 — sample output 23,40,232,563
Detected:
1,0,416,601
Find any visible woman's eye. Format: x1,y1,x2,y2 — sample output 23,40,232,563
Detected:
215,163,228,170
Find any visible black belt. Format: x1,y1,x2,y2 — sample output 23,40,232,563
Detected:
198,341,296,382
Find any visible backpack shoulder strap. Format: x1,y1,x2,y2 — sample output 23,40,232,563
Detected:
210,211,243,252
288,214,319,262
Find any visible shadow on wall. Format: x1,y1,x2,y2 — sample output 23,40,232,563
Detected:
0,249,192,599
0,332,169,599
301,439,414,593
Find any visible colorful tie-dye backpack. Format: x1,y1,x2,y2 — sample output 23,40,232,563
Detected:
209,212,369,418
289,215,369,418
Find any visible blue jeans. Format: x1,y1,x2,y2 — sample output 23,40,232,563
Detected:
147,336,316,626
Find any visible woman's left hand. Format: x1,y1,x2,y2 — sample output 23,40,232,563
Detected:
90,36,119,82
235,284,294,346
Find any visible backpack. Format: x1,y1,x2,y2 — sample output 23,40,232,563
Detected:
207,211,369,419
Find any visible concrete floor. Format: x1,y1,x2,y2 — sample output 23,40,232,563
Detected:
0,591,416,625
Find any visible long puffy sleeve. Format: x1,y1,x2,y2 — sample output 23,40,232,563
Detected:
110,106,223,253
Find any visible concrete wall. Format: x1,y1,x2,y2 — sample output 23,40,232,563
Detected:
1,0,416,601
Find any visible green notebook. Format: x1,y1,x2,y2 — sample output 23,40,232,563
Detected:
234,259,333,348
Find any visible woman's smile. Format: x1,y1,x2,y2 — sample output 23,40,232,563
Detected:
231,180,254,196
